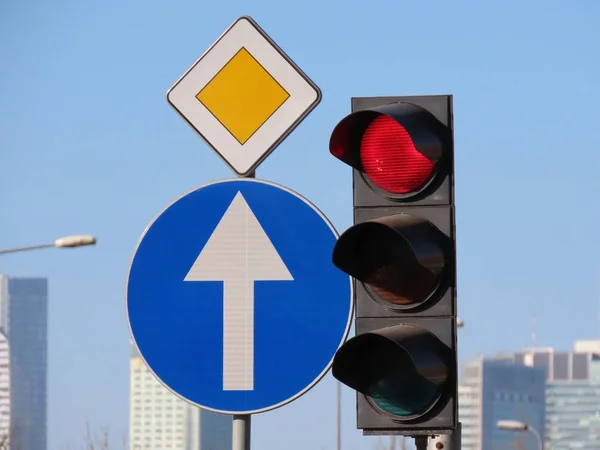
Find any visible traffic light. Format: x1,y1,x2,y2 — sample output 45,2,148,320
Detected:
330,95,457,435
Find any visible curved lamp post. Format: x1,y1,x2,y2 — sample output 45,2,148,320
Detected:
0,234,97,255
497,420,543,450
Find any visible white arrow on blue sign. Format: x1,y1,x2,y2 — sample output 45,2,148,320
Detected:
126,178,353,415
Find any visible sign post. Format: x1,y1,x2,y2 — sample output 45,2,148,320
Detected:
234,170,254,450
233,413,251,450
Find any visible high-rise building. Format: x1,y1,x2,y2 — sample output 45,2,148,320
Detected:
129,345,232,450
515,340,600,449
0,275,48,450
459,356,546,450
0,331,10,447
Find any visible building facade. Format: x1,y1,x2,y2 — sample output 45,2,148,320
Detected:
0,275,48,450
129,345,232,450
459,357,546,450
516,340,600,449
0,332,10,447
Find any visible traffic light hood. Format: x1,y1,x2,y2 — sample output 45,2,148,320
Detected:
332,323,450,418
332,213,450,307
329,101,448,175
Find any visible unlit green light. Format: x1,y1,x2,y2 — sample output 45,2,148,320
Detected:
367,373,441,417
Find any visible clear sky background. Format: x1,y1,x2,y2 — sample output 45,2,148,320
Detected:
1,0,599,449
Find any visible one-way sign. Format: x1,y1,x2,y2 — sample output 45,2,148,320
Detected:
126,178,352,415
184,191,294,392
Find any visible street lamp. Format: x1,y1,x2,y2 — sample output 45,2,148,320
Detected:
0,234,97,255
457,317,464,328
497,420,543,450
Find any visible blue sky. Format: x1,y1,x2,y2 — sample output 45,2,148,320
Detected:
1,0,599,449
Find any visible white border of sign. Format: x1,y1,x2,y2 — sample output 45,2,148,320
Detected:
125,178,353,415
166,16,322,177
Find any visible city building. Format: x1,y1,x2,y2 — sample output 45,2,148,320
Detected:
0,275,48,450
0,331,10,447
459,356,546,450
129,344,232,450
516,340,600,449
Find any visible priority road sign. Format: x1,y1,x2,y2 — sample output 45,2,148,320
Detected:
167,16,322,177
126,178,352,414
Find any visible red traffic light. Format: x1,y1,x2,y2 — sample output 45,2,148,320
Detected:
329,102,449,197
361,116,434,194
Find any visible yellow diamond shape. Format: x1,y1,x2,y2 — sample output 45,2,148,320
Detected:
196,48,290,145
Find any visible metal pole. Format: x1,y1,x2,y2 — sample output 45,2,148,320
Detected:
336,380,341,450
428,434,452,450
232,415,251,450
528,426,543,450
231,168,255,450
0,243,54,255
427,423,461,450
414,436,428,450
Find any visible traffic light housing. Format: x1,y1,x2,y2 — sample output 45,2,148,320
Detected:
330,95,457,435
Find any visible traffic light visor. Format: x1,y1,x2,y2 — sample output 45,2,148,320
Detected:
332,214,449,307
329,102,447,196
332,324,449,419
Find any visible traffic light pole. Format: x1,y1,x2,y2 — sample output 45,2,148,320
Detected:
232,168,256,450
415,436,428,450
425,423,462,450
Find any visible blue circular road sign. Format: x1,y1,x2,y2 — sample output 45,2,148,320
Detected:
126,178,353,414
